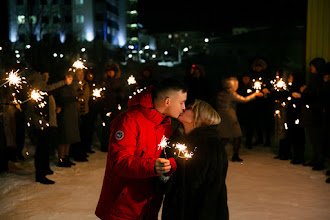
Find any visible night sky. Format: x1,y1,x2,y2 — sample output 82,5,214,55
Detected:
138,0,307,33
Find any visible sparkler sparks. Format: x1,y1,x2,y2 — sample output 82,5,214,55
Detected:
174,143,196,159
92,88,103,100
127,75,136,85
1,70,22,87
252,80,262,92
72,60,87,69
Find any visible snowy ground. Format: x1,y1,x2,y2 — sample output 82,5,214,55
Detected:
0,146,329,220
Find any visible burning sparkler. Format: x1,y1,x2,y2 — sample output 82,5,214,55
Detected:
174,143,195,160
20,89,48,105
92,88,103,100
72,59,87,69
0,70,22,87
158,135,170,159
271,78,287,91
127,75,137,85
252,79,262,93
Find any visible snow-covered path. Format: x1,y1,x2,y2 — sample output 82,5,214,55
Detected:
0,146,329,220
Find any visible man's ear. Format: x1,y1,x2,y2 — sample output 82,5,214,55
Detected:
165,97,171,107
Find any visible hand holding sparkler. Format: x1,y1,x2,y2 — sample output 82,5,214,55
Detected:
155,158,172,174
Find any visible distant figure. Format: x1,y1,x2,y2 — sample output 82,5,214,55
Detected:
137,67,157,88
100,62,125,152
217,77,263,162
185,64,209,105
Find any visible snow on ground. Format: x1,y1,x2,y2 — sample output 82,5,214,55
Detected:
0,146,329,220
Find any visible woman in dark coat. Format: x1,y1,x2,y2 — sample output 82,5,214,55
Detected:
55,72,80,167
162,100,229,220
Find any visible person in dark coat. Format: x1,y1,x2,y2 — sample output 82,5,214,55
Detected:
26,71,73,184
237,73,255,149
162,99,229,220
55,72,80,167
293,57,326,170
100,62,125,152
248,58,273,146
185,65,209,105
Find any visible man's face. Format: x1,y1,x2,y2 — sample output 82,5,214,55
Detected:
164,90,187,119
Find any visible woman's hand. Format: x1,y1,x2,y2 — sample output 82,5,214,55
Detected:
300,85,307,93
292,92,301,98
56,107,61,114
255,92,264,97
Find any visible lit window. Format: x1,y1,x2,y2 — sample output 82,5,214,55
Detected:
76,15,84,24
17,15,25,24
75,0,83,5
29,15,37,24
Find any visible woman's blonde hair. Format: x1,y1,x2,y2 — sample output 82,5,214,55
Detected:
191,99,221,127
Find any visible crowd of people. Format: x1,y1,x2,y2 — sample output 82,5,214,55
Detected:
0,56,329,219
0,61,155,184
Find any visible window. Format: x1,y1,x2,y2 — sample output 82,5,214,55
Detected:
75,0,83,5
29,15,37,24
76,15,84,24
17,15,25,24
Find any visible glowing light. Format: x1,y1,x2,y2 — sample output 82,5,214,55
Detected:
106,112,112,117
92,88,103,99
1,70,22,88
118,104,121,111
247,89,252,93
284,123,288,130
306,105,310,109
204,38,209,43
81,48,86,52
253,80,262,92
127,75,137,85
295,119,300,125
72,60,87,69
158,135,169,150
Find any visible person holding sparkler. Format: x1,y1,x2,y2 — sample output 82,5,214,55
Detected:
293,58,326,171
217,77,263,162
100,62,125,152
95,79,187,220
26,71,73,184
161,100,229,220
70,69,90,162
55,72,80,168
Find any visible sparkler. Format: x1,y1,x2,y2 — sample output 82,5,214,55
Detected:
174,143,195,159
72,59,87,69
127,75,136,85
271,78,287,91
92,88,104,100
0,70,22,87
20,89,47,105
158,135,169,159
252,79,262,93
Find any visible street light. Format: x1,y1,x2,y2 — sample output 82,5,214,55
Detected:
164,51,168,55
204,38,209,43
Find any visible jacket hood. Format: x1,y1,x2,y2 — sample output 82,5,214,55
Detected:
127,85,170,126
127,85,155,109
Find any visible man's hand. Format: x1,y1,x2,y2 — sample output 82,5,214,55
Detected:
155,158,171,174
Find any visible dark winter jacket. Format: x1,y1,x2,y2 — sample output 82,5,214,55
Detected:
95,86,176,220
162,125,229,220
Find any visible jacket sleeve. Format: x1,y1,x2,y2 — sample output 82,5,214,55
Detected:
108,114,158,179
44,80,66,92
231,92,256,103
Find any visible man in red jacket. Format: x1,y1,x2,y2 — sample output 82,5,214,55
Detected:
95,80,188,220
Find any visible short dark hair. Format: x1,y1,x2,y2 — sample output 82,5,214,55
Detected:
154,78,188,100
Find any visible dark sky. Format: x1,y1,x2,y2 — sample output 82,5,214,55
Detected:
138,0,307,33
